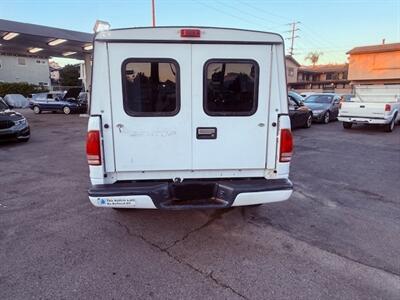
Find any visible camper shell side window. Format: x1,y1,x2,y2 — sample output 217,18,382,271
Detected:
203,59,259,116
122,58,180,117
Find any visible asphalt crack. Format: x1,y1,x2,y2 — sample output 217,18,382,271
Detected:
342,186,398,206
164,208,233,250
246,214,400,278
103,215,247,299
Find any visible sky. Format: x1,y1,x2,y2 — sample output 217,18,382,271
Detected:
1,0,399,66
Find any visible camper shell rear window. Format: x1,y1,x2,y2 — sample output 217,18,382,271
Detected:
204,59,259,116
122,58,180,116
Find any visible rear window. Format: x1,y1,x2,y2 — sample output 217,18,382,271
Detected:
204,59,259,116
122,59,180,116
304,95,333,104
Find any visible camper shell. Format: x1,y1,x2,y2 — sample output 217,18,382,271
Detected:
87,26,293,209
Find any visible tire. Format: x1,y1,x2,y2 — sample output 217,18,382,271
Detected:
304,113,313,128
343,122,352,129
323,111,330,124
63,106,71,115
384,116,396,132
33,106,41,114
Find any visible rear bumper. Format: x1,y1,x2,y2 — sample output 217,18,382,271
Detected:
88,178,293,210
338,116,390,124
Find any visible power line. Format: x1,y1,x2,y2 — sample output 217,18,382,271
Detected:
235,0,291,22
193,0,267,28
301,23,341,50
215,0,283,28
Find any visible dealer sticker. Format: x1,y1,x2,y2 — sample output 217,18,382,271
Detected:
96,197,136,207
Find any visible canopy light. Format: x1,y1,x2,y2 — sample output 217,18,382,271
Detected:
93,20,110,33
48,38,67,46
62,51,77,56
3,32,19,40
83,44,93,51
28,47,43,53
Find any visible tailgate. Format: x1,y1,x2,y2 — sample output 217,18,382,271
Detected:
340,102,385,118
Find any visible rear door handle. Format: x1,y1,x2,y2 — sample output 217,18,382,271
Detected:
197,127,217,139
116,123,124,133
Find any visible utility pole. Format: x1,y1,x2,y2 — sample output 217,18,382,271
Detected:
151,0,156,27
285,21,300,56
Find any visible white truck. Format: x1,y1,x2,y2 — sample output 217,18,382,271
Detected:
338,85,400,132
87,26,293,209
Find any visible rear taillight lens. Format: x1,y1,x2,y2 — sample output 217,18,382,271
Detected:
385,104,391,112
86,130,101,165
279,129,293,163
339,102,342,109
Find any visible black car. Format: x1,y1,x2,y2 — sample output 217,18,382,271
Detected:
0,98,30,142
303,93,341,124
288,91,313,129
29,88,87,115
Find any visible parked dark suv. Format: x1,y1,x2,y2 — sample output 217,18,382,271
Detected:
0,98,30,142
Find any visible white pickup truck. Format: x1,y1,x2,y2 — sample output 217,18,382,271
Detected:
338,85,400,132
86,26,293,210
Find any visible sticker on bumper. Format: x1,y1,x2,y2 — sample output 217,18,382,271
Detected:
96,197,136,207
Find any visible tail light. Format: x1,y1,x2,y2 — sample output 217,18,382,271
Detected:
86,130,101,165
385,104,391,112
339,102,342,109
279,129,293,163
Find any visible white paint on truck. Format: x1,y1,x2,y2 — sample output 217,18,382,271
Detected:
339,85,400,132
87,27,293,209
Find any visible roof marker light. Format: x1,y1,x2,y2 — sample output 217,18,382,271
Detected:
93,20,111,33
62,51,77,56
3,32,19,40
28,47,43,53
48,38,67,46
180,29,201,38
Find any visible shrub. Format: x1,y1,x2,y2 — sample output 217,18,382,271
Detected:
60,64,82,87
0,82,49,97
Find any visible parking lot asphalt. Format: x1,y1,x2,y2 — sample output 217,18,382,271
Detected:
1,109,399,299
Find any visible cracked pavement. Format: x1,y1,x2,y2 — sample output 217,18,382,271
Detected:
1,110,399,299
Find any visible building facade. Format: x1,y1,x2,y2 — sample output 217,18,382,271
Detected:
288,63,351,93
347,43,400,85
285,55,300,84
0,54,50,87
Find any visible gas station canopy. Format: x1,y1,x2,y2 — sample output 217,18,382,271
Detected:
0,19,93,60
